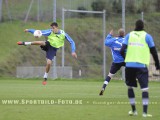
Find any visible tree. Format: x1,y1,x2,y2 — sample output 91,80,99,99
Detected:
126,0,136,13
155,0,160,12
91,0,106,11
112,0,122,13
91,0,106,17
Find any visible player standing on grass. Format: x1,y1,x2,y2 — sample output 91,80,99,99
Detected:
99,28,125,95
120,19,160,117
17,22,77,85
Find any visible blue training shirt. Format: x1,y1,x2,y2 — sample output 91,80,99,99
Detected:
28,29,76,53
105,34,125,63
123,32,155,68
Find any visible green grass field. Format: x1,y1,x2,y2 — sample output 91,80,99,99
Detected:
0,78,159,120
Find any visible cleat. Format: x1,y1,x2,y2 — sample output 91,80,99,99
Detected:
17,41,25,45
42,78,47,85
142,113,152,117
99,89,104,96
128,111,138,116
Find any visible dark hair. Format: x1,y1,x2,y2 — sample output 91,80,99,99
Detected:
135,19,144,31
50,22,58,27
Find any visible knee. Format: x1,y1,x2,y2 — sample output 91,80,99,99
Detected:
141,88,148,92
108,72,114,78
39,41,46,46
128,86,133,89
47,60,52,66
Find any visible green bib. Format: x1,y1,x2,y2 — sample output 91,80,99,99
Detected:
125,31,150,65
48,30,65,48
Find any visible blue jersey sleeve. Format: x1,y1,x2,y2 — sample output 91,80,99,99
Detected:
65,33,76,53
123,33,130,45
28,29,35,34
41,29,52,36
28,29,52,36
105,34,114,47
145,33,155,48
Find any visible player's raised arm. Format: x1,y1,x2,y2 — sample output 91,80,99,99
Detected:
24,29,35,34
24,29,52,37
105,30,115,47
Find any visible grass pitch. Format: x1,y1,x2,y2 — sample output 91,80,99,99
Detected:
0,78,159,120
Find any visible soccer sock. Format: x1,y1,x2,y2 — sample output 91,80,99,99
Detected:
128,88,136,112
102,76,111,90
43,72,48,79
142,91,149,114
24,42,32,45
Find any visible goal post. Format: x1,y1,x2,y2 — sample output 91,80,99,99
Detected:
62,8,106,79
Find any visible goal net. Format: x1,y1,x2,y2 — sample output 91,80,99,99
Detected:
61,8,106,79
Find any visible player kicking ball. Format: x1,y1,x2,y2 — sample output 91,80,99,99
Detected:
17,22,77,85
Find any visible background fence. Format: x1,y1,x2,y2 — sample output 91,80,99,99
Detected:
0,0,160,80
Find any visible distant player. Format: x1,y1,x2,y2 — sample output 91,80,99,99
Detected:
17,22,77,85
99,29,125,95
120,19,160,117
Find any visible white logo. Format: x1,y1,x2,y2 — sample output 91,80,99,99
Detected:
115,40,122,46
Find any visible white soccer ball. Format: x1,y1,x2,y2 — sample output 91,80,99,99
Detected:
33,30,42,38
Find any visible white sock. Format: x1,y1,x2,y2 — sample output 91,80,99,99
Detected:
43,72,48,78
104,81,108,85
25,42,32,45
129,98,135,105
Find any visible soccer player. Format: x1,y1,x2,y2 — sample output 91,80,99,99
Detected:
99,29,125,95
17,22,77,85
120,19,160,117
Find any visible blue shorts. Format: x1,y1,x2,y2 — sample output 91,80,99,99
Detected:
125,67,148,89
41,41,58,60
110,62,125,74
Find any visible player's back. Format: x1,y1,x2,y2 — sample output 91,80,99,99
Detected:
106,37,124,63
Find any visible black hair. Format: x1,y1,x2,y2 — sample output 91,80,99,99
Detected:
50,22,58,27
134,19,144,31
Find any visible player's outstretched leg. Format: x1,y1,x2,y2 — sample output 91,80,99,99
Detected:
17,41,26,45
99,76,111,96
17,41,45,46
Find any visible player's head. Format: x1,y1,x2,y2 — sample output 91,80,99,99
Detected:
135,19,144,31
118,28,125,37
50,22,59,33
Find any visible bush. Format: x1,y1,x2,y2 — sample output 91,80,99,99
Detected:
91,0,106,17
77,6,87,18
91,0,106,11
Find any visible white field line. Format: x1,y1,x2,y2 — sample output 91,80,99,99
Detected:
66,93,160,98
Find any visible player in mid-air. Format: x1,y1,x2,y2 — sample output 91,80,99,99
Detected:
17,22,77,85
99,29,125,95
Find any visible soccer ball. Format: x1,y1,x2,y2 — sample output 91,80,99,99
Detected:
33,30,42,38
